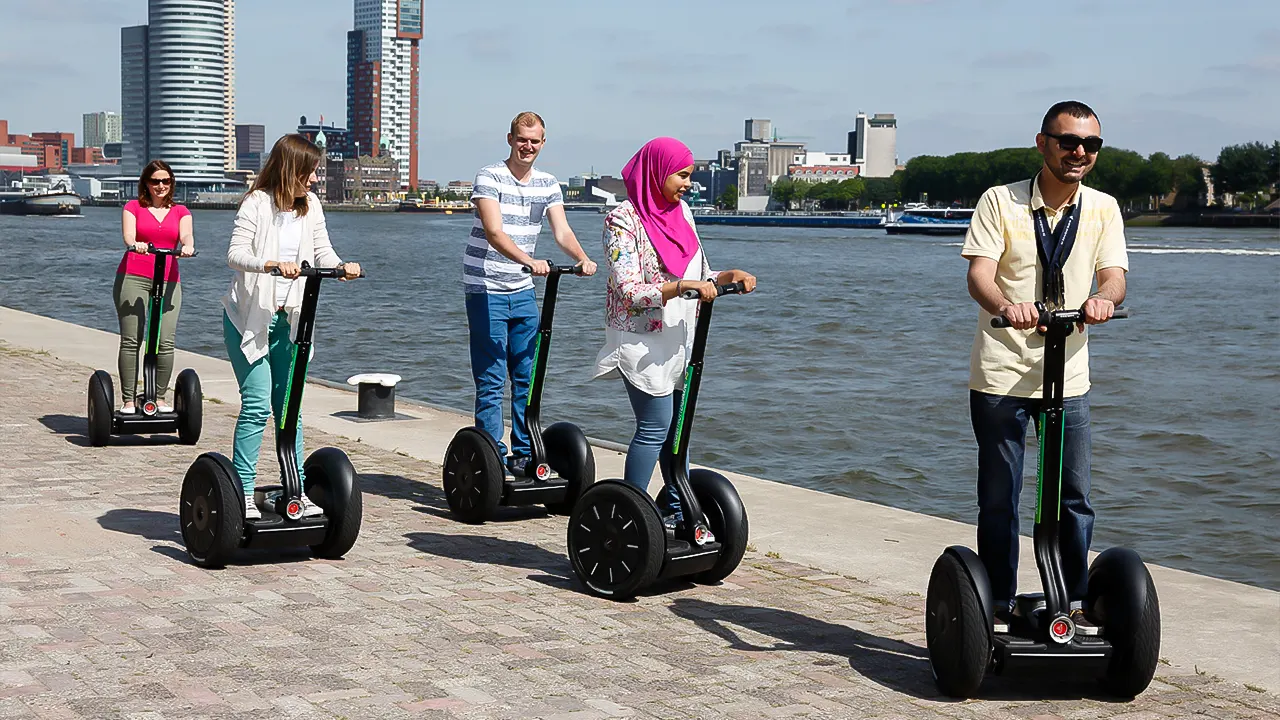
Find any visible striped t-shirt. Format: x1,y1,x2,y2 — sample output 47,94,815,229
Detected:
463,162,564,294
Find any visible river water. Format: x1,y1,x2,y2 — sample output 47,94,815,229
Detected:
2,207,1277,590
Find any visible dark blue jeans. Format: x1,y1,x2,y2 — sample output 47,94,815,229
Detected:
971,390,1093,612
622,377,684,518
465,289,538,458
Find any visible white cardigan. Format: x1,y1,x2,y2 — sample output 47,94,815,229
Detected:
222,190,342,364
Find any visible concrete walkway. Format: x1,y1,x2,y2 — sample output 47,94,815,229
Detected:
1,305,1276,718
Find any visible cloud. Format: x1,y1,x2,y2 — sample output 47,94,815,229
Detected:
1210,55,1280,79
972,50,1054,70
1137,86,1252,103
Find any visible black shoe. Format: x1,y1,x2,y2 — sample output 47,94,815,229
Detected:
1071,608,1102,636
662,513,684,534
506,455,531,477
993,609,1014,634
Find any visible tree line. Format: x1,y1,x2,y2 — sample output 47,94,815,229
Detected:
761,141,1278,211
898,141,1278,210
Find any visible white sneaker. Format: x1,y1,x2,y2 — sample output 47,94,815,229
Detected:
299,495,325,518
244,494,261,520
158,403,173,413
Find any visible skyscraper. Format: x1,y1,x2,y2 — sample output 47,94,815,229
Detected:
847,112,898,178
223,1,236,172
121,0,234,180
120,24,150,176
83,112,123,149
347,0,421,190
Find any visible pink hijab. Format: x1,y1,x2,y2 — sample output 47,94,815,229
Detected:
621,137,700,276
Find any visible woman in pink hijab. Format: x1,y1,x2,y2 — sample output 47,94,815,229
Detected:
592,137,756,529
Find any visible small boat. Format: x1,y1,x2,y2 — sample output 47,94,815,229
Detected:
0,190,82,216
884,204,971,236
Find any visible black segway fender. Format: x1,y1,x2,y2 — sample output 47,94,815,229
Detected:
442,427,504,523
943,545,995,647
542,421,595,514
180,451,243,569
175,368,202,445
1088,546,1161,698
304,447,362,559
688,469,749,584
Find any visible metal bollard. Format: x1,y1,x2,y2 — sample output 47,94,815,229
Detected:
346,373,402,420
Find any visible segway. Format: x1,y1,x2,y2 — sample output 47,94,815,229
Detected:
442,263,595,523
87,244,202,446
179,262,364,568
567,281,751,600
926,304,1160,698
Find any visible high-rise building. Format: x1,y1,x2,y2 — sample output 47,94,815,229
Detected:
223,1,236,172
235,123,264,171
848,112,898,178
83,112,123,148
120,24,150,175
121,0,234,180
347,0,421,190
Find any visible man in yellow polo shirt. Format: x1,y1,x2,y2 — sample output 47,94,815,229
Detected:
961,100,1128,636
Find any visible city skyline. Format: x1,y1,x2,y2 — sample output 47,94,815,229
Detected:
2,0,1276,183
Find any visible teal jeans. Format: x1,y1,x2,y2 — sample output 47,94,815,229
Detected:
223,311,305,495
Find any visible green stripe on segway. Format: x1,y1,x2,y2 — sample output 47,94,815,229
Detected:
672,366,693,455
1035,411,1046,524
527,335,542,406
1055,415,1066,521
280,346,299,430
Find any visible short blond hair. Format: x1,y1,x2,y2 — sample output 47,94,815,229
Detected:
510,111,545,136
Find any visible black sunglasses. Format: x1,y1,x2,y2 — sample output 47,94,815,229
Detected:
1045,132,1103,154
148,177,173,186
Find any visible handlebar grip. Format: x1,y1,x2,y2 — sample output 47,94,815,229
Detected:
521,263,583,275
680,281,747,300
991,305,1129,328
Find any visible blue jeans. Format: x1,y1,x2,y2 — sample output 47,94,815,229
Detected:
622,378,685,518
465,289,538,458
971,390,1093,612
223,311,306,496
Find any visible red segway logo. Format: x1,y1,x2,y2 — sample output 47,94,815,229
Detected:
535,464,550,480
694,525,712,545
1049,615,1075,644
285,500,302,519
143,401,157,415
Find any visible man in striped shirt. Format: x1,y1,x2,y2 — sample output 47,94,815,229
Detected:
464,111,596,475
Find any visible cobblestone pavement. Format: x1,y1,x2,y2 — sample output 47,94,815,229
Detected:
1,344,1276,719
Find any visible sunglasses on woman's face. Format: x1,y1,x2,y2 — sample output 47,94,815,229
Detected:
148,177,173,186
1045,132,1104,154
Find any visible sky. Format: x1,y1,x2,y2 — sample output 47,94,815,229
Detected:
2,0,1277,183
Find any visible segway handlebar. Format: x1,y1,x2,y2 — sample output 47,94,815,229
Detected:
132,244,197,257
521,263,586,276
680,280,747,300
268,261,365,279
991,306,1129,328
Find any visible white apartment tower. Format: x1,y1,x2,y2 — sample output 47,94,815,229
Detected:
121,0,234,180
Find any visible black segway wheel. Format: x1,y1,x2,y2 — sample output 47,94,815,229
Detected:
542,421,596,515
175,368,202,445
926,552,990,698
1088,547,1161,698
180,452,242,568
568,481,664,600
442,427,503,523
688,469,748,584
304,447,363,559
87,370,114,447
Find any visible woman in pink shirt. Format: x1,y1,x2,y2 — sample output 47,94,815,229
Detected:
115,160,195,413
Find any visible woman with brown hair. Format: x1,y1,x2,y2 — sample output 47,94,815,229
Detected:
222,134,362,520
115,159,194,413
